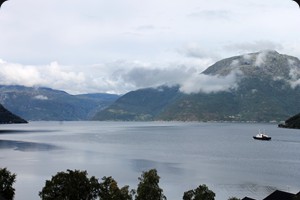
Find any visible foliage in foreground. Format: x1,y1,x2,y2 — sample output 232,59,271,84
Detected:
183,184,215,200
39,169,99,200
98,176,133,200
1,166,242,200
135,169,166,200
0,167,16,200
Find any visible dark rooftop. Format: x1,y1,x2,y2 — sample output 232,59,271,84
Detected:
263,190,296,200
242,197,256,200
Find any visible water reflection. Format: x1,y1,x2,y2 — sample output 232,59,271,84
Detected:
131,159,183,175
0,139,59,152
272,138,300,144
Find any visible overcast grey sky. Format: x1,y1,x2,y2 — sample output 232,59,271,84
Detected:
0,0,300,94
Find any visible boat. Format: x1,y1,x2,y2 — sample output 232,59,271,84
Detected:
253,130,271,141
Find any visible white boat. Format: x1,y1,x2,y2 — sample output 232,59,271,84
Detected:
253,130,271,141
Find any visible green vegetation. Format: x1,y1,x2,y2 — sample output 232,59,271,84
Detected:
0,167,280,200
93,86,182,121
135,169,166,200
183,184,215,200
99,176,132,200
0,167,16,200
39,169,99,200
39,169,167,200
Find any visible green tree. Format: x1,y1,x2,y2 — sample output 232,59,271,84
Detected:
135,169,166,200
0,167,16,200
39,169,100,200
99,176,132,200
183,184,215,200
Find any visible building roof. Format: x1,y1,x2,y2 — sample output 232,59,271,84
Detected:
242,197,256,200
263,190,296,200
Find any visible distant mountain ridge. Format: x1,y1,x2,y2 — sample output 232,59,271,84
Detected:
0,85,119,121
94,51,300,122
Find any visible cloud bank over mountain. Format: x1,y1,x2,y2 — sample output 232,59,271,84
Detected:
1,50,300,95
179,70,241,94
0,59,210,94
0,58,244,95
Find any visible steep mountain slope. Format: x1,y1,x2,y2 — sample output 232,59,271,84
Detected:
160,51,300,122
0,85,119,121
94,51,300,122
93,86,182,121
0,104,27,124
160,76,299,122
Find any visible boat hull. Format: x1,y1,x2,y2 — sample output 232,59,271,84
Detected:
253,136,271,141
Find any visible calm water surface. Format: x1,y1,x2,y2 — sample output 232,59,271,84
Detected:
0,121,300,200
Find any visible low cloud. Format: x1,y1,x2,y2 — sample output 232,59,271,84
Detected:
0,60,87,94
287,59,300,89
0,58,242,95
254,50,270,67
179,70,242,94
0,61,44,86
121,66,196,89
34,95,49,100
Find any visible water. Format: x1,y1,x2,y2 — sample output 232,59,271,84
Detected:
0,121,299,200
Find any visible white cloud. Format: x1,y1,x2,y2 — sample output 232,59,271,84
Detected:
0,58,222,95
88,60,211,94
0,60,87,94
287,59,300,89
179,70,242,94
254,51,269,67
0,62,43,86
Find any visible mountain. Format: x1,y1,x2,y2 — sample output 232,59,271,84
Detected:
93,86,182,121
0,104,28,124
94,51,300,122
278,113,300,129
0,85,119,121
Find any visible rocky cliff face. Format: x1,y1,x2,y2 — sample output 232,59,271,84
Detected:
203,50,300,80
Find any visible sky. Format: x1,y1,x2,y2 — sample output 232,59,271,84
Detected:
0,0,300,94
